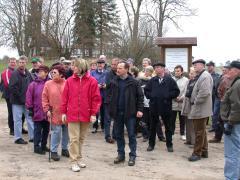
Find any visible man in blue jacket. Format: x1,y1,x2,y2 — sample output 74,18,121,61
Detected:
91,56,108,133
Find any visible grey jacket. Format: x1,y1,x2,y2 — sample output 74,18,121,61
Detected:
220,77,240,124
187,71,213,119
172,76,189,111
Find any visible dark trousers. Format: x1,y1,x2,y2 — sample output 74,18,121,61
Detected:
94,100,105,130
171,110,186,135
34,121,50,149
149,112,173,148
211,98,220,130
5,98,14,132
214,116,224,140
192,118,208,156
141,107,151,138
104,106,115,140
114,112,136,158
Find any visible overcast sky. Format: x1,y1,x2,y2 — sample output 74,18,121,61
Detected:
1,0,239,65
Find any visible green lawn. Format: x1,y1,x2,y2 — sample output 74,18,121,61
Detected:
0,60,55,74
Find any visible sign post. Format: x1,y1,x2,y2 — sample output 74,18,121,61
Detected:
155,37,197,72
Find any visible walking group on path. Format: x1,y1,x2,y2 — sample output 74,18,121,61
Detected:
0,55,240,179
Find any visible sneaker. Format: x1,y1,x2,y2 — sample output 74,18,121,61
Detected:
71,163,80,172
78,162,86,168
51,152,60,161
114,156,125,164
62,149,70,158
15,138,28,144
181,135,186,141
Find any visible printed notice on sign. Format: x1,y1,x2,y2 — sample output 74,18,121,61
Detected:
165,48,188,72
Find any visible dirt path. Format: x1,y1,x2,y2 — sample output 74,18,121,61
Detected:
0,102,224,180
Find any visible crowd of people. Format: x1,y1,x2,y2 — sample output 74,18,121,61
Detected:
0,55,240,179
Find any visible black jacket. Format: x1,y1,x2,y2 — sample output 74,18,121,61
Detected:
106,75,144,121
9,69,33,105
144,75,180,116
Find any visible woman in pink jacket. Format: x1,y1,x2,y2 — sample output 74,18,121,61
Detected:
61,58,101,172
42,65,69,161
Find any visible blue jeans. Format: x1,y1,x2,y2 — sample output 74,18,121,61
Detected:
224,123,240,180
114,112,136,158
51,125,69,153
212,98,220,130
12,104,34,141
104,106,115,140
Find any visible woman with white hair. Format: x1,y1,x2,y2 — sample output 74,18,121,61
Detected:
61,58,101,172
138,58,151,78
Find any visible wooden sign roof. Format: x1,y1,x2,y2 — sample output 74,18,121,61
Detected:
155,37,197,46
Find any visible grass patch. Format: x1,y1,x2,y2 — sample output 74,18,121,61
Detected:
0,60,55,74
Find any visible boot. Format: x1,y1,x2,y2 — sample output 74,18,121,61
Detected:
34,146,45,155
62,149,70,158
51,152,60,161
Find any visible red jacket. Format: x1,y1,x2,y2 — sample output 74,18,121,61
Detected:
61,72,101,123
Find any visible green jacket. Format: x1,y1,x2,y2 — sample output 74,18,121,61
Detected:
220,77,240,124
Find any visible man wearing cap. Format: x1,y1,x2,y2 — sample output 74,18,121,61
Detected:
206,61,220,132
62,59,73,79
91,56,107,133
144,62,180,152
209,62,233,143
186,59,213,161
220,60,240,180
30,57,41,80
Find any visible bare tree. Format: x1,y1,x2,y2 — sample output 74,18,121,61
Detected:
145,0,197,37
121,0,144,57
0,0,30,55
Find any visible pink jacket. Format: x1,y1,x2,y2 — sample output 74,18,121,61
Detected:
42,78,65,125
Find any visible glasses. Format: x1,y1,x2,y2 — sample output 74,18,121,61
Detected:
51,71,58,74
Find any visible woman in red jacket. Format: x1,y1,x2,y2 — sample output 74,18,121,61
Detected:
61,58,101,172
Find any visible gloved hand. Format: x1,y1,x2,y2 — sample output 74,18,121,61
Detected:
62,114,67,124
28,108,34,117
90,116,96,123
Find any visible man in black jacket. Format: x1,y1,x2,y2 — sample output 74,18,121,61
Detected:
103,58,120,143
106,61,144,166
9,55,34,144
145,62,180,152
